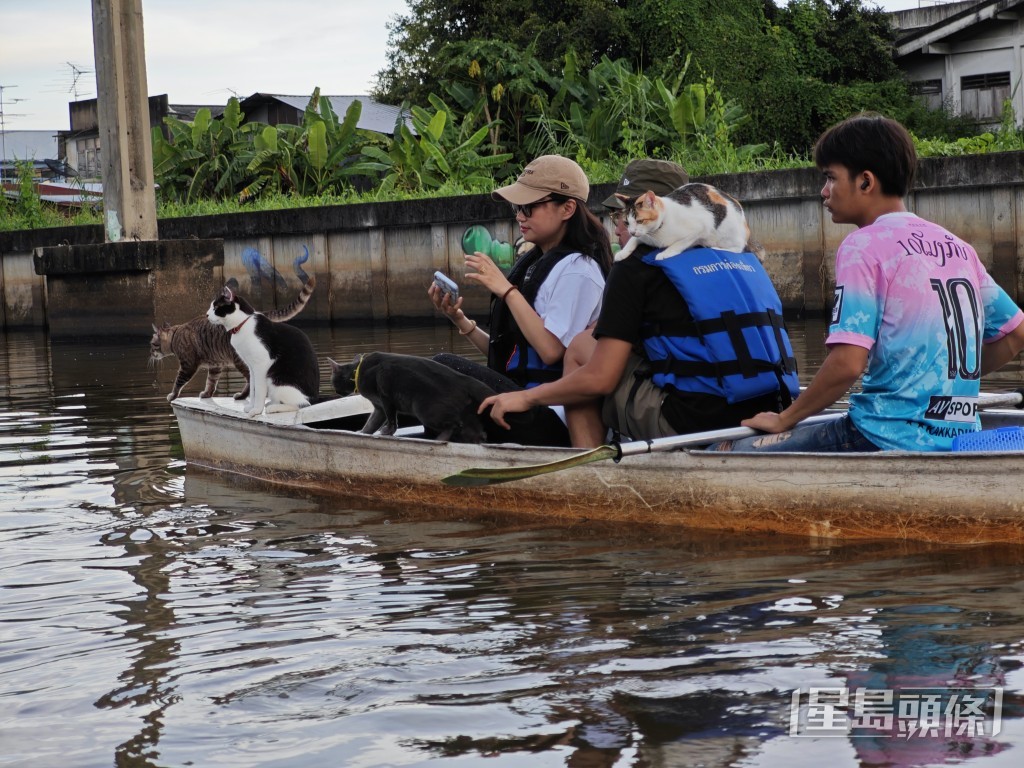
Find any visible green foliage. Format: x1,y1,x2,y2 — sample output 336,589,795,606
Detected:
0,162,103,232
438,38,556,158
375,0,632,108
12,161,46,228
152,97,252,203
359,94,512,194
914,101,1024,157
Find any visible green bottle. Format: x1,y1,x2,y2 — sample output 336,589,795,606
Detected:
462,225,515,271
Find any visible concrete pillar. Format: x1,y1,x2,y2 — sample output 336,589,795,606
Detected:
91,0,158,243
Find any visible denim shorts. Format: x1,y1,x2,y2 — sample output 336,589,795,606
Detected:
708,414,881,453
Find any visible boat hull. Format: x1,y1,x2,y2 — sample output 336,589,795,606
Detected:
171,397,1024,544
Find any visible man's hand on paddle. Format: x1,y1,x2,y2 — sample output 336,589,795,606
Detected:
741,411,789,433
480,391,532,430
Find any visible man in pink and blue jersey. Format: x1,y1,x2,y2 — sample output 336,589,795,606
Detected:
712,113,1024,452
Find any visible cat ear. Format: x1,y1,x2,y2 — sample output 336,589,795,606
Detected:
613,193,630,202
327,357,339,372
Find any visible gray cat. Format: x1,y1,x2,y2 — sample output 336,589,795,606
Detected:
330,352,496,443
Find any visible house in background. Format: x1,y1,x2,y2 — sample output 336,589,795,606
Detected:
238,93,410,136
894,0,1024,128
0,130,61,182
57,92,410,180
61,94,225,180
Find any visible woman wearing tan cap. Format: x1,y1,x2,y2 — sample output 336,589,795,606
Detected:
480,158,797,448
429,154,612,446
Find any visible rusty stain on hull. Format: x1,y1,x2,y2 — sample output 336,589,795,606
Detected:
178,439,1024,546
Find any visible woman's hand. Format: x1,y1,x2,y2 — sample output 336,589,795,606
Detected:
464,251,512,297
427,282,464,320
479,390,533,430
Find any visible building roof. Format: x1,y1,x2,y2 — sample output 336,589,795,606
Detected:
894,0,1024,58
238,93,410,135
1,130,60,162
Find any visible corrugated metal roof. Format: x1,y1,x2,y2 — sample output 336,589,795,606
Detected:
252,94,410,135
1,130,60,161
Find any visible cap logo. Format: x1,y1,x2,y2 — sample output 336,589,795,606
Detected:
560,182,569,190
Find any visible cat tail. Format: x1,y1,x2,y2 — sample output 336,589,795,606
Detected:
265,275,316,322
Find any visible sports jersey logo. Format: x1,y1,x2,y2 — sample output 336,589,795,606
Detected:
831,286,844,325
925,395,979,423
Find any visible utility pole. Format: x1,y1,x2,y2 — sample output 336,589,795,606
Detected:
34,0,224,338
90,0,157,242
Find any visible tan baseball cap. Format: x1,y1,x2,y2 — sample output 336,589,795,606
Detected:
602,159,689,209
492,155,589,204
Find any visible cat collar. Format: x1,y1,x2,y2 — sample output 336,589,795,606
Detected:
229,316,251,335
352,354,364,394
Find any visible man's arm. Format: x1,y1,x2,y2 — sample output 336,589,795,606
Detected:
742,343,867,433
981,321,1024,376
480,337,632,429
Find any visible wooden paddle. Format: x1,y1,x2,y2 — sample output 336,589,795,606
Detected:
442,411,849,487
442,390,1024,487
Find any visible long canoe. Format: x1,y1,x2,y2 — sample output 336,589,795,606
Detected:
171,395,1024,545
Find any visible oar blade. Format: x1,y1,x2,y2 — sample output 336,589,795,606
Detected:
442,445,618,486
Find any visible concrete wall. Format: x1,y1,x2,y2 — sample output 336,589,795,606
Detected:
2,151,1023,332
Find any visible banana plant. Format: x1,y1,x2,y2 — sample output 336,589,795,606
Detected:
292,89,375,195
358,94,511,193
152,97,252,203
658,69,767,160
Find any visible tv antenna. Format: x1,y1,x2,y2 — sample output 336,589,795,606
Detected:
66,62,94,101
0,84,28,179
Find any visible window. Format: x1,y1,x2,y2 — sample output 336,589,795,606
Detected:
960,71,1011,120
911,79,943,111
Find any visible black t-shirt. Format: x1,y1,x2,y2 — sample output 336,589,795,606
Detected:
594,250,785,433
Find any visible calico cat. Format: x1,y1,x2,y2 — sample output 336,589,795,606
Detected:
330,352,496,443
614,183,750,262
206,285,320,417
151,276,315,402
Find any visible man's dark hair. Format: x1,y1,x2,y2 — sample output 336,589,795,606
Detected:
813,113,917,197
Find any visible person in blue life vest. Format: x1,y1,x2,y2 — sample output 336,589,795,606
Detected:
429,154,613,447
710,114,1024,454
479,158,800,448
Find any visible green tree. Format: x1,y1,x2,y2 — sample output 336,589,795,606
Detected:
374,0,632,107
439,39,556,158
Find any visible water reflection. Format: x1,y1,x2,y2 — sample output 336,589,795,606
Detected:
1,323,1024,767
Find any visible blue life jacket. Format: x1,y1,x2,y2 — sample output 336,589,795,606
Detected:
488,246,575,388
640,247,799,404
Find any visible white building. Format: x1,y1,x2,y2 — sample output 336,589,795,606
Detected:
894,0,1024,127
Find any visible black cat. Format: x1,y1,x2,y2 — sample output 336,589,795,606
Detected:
330,352,496,443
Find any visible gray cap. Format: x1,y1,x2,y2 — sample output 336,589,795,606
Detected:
602,159,689,209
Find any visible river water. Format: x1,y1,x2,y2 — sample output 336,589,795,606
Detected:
3,321,1024,768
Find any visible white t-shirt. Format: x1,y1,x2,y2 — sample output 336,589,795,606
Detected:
530,252,606,425
533,253,606,346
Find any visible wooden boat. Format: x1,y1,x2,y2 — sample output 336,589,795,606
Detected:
171,395,1024,545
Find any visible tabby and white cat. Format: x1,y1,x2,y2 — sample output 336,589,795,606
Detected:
151,276,315,402
207,285,321,417
614,183,750,262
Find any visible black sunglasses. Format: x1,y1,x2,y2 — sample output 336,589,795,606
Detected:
510,197,555,218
